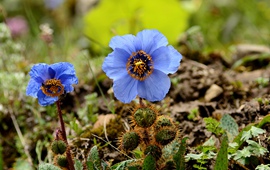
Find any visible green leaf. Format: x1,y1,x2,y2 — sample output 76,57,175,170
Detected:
214,134,228,170
203,117,223,136
173,137,187,170
87,146,102,170
111,159,138,170
83,0,190,52
256,164,270,170
241,126,266,141
38,163,61,170
246,140,268,157
257,114,270,128
142,155,156,170
219,114,238,142
75,159,84,170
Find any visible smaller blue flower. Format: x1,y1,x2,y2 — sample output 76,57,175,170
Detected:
102,29,182,103
26,62,78,106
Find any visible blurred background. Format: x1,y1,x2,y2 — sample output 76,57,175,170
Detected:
0,0,270,169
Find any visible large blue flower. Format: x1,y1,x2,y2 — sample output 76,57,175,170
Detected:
102,29,182,103
26,62,78,106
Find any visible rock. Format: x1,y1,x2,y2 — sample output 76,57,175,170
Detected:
204,84,223,102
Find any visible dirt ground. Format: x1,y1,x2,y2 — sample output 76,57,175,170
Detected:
70,45,270,169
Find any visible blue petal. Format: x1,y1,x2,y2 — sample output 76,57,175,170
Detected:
48,67,56,78
37,90,58,106
136,29,168,55
137,70,170,102
109,34,140,53
151,46,182,74
58,74,78,92
113,74,138,103
29,63,51,81
50,62,76,79
26,78,41,97
102,48,130,80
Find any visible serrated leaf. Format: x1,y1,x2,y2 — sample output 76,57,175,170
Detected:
142,155,156,170
173,137,187,170
75,159,83,170
83,0,190,52
219,114,238,142
214,134,228,170
38,163,61,170
87,146,102,170
203,117,223,135
241,126,266,141
111,159,138,170
241,130,252,141
250,126,266,137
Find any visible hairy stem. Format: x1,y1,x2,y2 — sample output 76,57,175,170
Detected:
56,100,75,170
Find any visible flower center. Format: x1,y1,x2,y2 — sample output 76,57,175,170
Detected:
41,79,64,97
126,50,153,81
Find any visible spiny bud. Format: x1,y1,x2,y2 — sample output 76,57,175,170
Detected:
155,128,176,145
51,140,67,155
144,145,162,160
57,155,68,167
154,115,174,131
133,107,157,128
120,131,140,152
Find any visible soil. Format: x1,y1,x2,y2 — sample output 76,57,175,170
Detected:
70,47,270,169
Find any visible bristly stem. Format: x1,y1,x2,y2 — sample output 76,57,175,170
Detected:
56,100,75,170
139,97,145,108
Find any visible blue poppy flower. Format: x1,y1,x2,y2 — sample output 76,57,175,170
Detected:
26,62,78,106
102,29,182,103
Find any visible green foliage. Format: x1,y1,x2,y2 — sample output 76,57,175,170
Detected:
83,0,190,53
38,163,61,170
214,134,228,170
190,0,270,50
142,155,156,170
110,159,138,170
87,145,103,170
203,117,223,136
173,137,188,170
188,108,199,120
256,164,270,170
74,159,84,170
255,77,269,88
231,126,268,165
77,93,99,125
241,126,266,141
219,114,239,141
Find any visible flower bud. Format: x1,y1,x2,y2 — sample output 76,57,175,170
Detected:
154,115,174,131
144,145,162,160
120,131,140,152
133,107,157,128
155,128,176,145
51,140,67,155
57,155,68,167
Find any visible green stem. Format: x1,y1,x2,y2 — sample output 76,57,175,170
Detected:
56,101,75,170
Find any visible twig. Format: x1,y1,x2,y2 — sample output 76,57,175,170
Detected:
91,134,133,159
9,107,33,167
